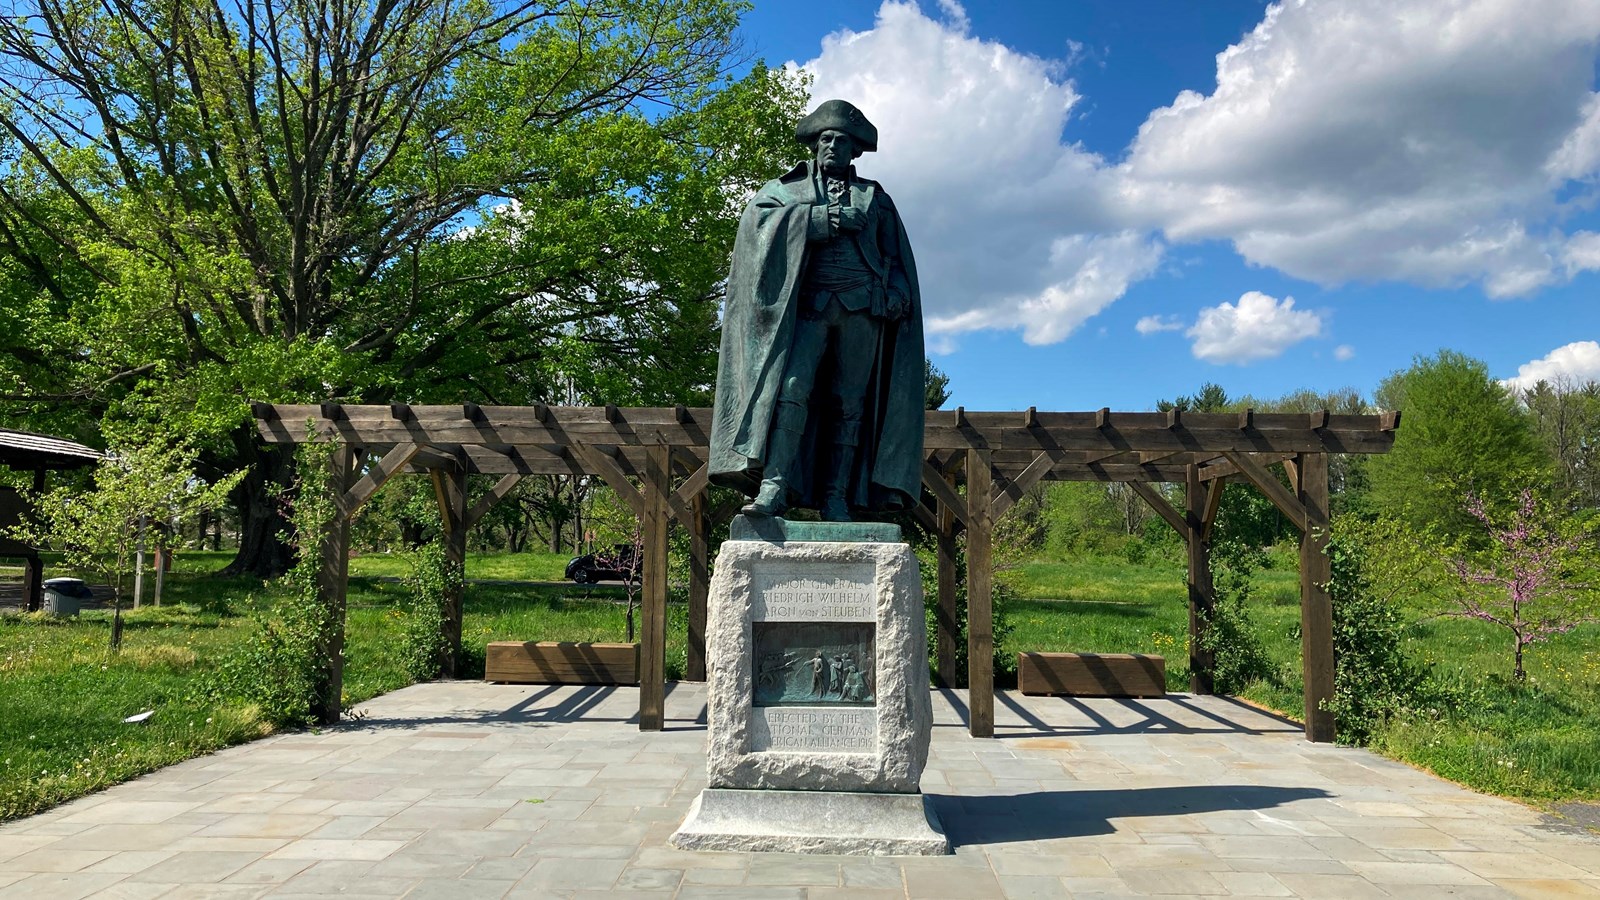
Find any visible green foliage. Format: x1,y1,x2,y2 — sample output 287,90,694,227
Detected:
1158,382,1232,413
401,541,461,682
924,360,952,411
1519,378,1600,509
0,0,807,575
917,535,1016,687
1198,538,1273,693
1369,351,1551,541
1323,519,1429,744
204,593,325,730
205,441,337,727
7,438,240,652
8,439,240,609
1211,482,1297,549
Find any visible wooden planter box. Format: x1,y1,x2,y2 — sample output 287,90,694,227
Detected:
485,641,639,685
1018,652,1165,698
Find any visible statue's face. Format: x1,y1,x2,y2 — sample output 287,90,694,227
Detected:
815,129,856,174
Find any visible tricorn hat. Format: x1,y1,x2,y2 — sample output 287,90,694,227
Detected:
795,99,878,153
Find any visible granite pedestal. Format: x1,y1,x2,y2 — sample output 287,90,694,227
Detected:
670,517,948,856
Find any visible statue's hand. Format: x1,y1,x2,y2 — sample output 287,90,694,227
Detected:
886,290,912,320
837,205,866,233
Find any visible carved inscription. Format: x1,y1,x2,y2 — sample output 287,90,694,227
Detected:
750,706,877,753
751,561,874,621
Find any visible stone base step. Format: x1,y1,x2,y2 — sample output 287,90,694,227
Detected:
670,788,949,856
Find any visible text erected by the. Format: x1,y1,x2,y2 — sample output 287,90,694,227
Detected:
750,706,876,753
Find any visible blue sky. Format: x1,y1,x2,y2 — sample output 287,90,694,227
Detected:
734,0,1600,412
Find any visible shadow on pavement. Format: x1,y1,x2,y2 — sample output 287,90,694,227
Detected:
933,785,1333,847
342,682,710,732
947,691,1306,738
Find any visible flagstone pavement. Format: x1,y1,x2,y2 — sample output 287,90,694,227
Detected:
1,682,1595,899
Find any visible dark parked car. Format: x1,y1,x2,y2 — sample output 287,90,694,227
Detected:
565,544,640,584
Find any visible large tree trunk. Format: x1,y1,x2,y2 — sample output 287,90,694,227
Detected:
223,436,296,577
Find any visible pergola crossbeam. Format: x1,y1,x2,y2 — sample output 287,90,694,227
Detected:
342,442,420,515
1222,451,1308,531
1131,482,1189,541
466,474,525,530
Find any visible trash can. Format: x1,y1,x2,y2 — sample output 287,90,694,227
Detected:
42,587,80,616
41,577,90,616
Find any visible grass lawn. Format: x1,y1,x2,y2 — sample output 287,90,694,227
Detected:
2,546,1595,824
0,550,660,822
346,549,573,582
1001,553,1600,807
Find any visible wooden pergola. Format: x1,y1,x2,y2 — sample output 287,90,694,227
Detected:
254,403,1398,742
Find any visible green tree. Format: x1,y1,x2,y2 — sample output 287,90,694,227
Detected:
1368,351,1550,540
1157,381,1231,414
924,360,951,411
0,0,805,574
1519,378,1600,511
6,439,239,648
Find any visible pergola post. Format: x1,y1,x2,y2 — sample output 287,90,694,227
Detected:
965,448,994,738
22,554,43,612
639,444,670,730
23,468,43,613
313,446,357,725
431,467,468,678
686,489,710,682
1298,452,1335,743
1185,466,1217,694
935,486,959,688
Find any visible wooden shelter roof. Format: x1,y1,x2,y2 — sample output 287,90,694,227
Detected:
0,428,102,471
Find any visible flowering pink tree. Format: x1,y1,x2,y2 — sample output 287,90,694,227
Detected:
1449,489,1597,681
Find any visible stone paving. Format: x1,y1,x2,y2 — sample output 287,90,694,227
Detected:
0,682,1595,898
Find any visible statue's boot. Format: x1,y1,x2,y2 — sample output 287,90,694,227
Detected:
820,430,857,522
743,476,788,517
743,406,806,517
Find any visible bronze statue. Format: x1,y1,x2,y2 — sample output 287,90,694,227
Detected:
709,99,926,521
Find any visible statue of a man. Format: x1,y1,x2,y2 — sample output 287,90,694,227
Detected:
708,99,926,520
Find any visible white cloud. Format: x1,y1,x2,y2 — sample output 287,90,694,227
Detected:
787,0,1600,347
934,0,968,32
1135,314,1185,335
1334,345,1355,361
796,1,1155,345
1187,291,1323,364
1502,341,1600,392
1116,0,1600,298
1562,231,1600,273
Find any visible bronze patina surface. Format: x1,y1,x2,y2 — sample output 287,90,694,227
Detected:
708,99,925,522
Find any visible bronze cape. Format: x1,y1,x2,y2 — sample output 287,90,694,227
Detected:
709,161,926,512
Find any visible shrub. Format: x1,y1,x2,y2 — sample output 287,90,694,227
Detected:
203,439,334,728
401,540,459,681
1197,538,1272,693
918,538,1016,687
1323,522,1428,744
